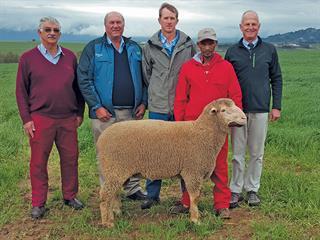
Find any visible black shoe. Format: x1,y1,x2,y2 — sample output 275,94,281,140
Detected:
64,198,84,210
229,192,244,209
247,191,260,207
127,190,147,201
31,206,46,219
141,198,160,210
169,202,189,214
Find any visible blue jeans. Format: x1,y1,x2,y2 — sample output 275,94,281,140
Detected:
146,111,174,200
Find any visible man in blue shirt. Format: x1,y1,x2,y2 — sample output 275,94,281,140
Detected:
225,10,282,208
141,3,196,210
78,11,148,201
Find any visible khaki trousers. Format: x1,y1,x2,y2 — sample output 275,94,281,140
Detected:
92,109,143,196
230,113,269,193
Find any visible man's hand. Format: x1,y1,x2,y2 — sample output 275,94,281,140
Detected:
270,109,281,122
23,121,35,138
96,107,112,122
135,104,146,120
76,116,83,127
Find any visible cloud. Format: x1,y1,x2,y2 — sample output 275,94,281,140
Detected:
1,0,319,38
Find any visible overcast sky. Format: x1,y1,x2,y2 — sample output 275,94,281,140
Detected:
1,0,320,39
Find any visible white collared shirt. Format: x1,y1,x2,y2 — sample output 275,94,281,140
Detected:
37,43,63,64
107,36,125,53
242,38,258,50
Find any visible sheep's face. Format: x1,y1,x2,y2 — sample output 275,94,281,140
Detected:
209,98,247,128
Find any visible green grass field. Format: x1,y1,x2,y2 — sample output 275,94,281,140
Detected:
0,41,85,55
0,42,319,239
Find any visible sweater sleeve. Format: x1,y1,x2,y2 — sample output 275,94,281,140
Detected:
72,58,85,117
174,64,190,121
15,54,32,124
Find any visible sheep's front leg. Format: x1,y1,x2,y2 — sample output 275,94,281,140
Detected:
189,188,201,224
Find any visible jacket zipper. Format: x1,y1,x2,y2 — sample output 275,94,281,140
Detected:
249,51,255,68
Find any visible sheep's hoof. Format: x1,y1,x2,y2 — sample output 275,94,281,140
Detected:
113,208,121,216
101,221,114,228
191,218,201,225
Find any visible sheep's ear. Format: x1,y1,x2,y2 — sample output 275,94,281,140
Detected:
209,107,218,114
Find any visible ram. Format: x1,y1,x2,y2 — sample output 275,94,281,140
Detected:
97,98,246,227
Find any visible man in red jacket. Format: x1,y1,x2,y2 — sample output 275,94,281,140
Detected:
16,17,85,219
172,28,242,219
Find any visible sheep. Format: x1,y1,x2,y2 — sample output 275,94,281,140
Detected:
96,98,246,227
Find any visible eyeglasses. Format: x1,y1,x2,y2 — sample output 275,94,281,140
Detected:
41,28,60,33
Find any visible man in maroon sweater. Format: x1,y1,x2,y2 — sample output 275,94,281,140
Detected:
16,17,85,219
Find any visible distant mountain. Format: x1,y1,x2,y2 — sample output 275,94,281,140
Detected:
1,28,320,44
0,28,152,43
263,28,320,44
0,29,99,43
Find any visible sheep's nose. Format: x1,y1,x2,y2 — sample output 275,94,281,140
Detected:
241,116,247,122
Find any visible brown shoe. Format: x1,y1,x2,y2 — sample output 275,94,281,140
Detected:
215,208,231,219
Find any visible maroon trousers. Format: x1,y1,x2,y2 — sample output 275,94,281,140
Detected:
29,114,79,207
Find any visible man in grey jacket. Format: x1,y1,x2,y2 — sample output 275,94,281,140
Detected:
141,2,196,209
225,10,282,208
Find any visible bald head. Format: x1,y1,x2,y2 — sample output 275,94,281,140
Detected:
241,10,259,24
104,11,125,25
104,11,125,42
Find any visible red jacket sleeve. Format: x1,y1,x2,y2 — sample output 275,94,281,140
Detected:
227,64,243,109
174,64,190,121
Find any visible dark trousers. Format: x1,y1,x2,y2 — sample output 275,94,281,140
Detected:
30,114,79,207
145,111,174,200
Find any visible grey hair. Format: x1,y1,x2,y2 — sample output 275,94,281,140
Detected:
104,11,125,25
241,10,260,24
38,16,61,30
